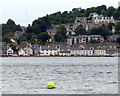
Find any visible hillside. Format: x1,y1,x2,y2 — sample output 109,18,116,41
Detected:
1,5,120,44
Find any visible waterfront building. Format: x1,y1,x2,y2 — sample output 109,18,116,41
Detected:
70,47,84,56
7,48,14,56
40,46,58,56
23,47,33,56
59,46,71,56
82,48,94,56
32,44,41,56
18,42,33,56
94,48,106,56
106,48,119,56
18,49,26,56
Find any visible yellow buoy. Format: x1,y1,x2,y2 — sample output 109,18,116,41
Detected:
47,82,56,89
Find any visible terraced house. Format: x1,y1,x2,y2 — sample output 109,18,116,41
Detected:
67,35,104,45
40,45,58,56
94,48,107,56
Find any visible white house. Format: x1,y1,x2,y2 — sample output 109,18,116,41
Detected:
32,44,41,56
90,13,115,24
70,47,84,56
7,48,14,56
59,46,71,56
18,49,26,56
18,42,33,56
23,47,33,56
40,46,58,56
82,48,94,56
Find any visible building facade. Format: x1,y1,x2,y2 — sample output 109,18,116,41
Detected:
90,13,115,24
94,49,106,56
70,47,83,56
7,48,14,56
40,46,58,56
67,35,104,45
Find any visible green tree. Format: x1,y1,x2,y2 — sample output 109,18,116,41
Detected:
85,7,96,17
101,10,107,16
29,38,37,44
33,19,46,32
7,19,15,25
107,23,115,31
107,6,116,17
90,39,100,43
115,22,120,34
10,44,18,52
96,5,107,15
75,25,86,35
54,33,64,42
57,24,67,39
26,33,35,40
20,36,27,41
90,26,111,39
2,19,22,36
113,10,120,19
117,38,120,43
2,36,11,43
38,32,50,42
32,24,41,35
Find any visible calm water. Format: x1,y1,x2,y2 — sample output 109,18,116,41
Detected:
1,57,119,94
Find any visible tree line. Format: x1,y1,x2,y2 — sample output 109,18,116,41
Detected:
1,5,120,44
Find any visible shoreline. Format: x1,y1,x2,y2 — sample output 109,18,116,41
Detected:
0,55,116,57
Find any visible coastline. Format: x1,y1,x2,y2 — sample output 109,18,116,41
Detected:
0,55,115,57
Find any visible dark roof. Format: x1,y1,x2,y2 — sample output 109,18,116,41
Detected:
60,51,70,53
70,47,84,50
32,44,40,46
68,35,103,39
60,46,70,50
47,29,56,33
90,35,103,37
41,46,57,50
109,35,120,39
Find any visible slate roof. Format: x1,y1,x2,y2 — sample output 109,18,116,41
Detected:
41,45,58,50
68,35,103,39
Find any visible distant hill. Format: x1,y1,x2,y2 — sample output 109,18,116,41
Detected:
2,5,120,44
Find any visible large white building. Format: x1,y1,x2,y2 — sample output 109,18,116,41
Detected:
40,46,58,56
67,35,104,45
90,13,115,24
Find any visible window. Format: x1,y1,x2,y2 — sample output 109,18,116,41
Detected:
77,38,79,43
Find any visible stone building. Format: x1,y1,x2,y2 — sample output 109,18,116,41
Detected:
94,48,106,56
47,29,57,42
67,35,104,45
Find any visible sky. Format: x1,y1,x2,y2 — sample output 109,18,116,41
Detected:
0,0,119,26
